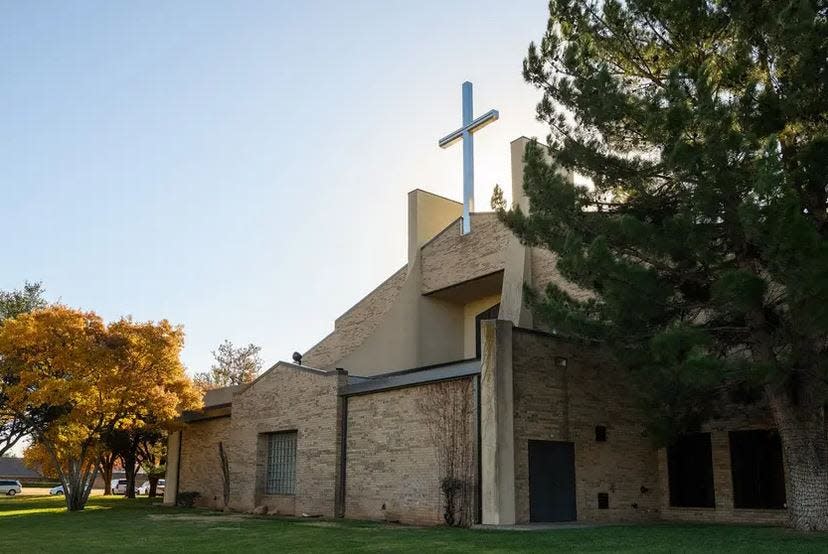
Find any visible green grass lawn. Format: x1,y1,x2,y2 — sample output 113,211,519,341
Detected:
2,495,827,553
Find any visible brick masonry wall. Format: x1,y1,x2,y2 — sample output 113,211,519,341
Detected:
421,213,511,295
178,416,232,509
656,412,787,525
226,364,345,515
530,247,593,303
304,266,408,369
511,328,788,525
511,329,661,523
345,378,477,526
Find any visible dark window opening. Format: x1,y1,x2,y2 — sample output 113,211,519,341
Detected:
474,303,501,358
729,430,786,509
595,425,607,442
667,433,715,508
597,493,609,509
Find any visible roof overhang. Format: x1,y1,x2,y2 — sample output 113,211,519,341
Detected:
340,358,480,397
182,404,232,422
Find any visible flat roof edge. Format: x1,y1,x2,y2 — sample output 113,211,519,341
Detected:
340,359,480,397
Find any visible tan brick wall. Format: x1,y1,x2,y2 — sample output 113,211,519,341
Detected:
529,248,593,321
511,328,788,526
421,213,511,295
345,378,476,525
511,329,660,523
304,266,408,369
178,416,232,509
227,364,344,516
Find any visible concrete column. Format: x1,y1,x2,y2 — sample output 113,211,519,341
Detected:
498,235,533,328
480,319,516,524
510,137,532,213
407,189,463,266
163,430,181,505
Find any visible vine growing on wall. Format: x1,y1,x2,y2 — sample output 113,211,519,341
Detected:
417,379,475,527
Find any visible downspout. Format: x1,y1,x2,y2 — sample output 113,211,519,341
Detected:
336,395,349,518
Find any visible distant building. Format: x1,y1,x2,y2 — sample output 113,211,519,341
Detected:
0,457,42,484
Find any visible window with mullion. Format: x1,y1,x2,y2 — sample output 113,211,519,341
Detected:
265,431,296,495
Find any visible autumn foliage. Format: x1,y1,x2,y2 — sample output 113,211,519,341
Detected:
0,306,201,510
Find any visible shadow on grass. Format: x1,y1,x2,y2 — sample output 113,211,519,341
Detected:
2,495,828,553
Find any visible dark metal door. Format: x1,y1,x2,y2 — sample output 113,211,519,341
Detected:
528,440,577,522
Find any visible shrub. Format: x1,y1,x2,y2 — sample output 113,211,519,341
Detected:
440,477,468,527
176,491,200,508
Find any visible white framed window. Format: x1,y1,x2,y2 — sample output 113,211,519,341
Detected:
265,431,297,495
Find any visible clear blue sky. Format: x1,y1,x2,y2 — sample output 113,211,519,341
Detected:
0,1,550,375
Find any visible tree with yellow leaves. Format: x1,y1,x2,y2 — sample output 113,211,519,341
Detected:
0,306,201,511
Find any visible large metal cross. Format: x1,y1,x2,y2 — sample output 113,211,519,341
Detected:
438,81,499,235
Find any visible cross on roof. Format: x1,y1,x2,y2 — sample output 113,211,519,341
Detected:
438,81,499,235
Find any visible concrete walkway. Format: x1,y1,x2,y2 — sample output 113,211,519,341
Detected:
473,521,608,531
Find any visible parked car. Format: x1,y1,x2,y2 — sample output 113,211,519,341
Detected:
137,479,165,495
112,479,129,495
0,480,22,496
49,481,92,496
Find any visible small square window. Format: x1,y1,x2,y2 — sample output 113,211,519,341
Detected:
598,493,609,509
595,425,607,442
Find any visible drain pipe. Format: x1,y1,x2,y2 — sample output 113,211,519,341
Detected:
336,386,349,518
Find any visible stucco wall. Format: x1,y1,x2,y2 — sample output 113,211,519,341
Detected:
463,294,501,358
408,190,463,264
511,329,660,523
178,416,232,509
421,213,511,295
227,363,344,516
345,378,476,525
303,266,408,369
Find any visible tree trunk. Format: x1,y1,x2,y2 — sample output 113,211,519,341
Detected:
148,476,158,498
99,457,114,496
63,459,97,512
766,384,828,531
123,448,137,499
219,441,230,507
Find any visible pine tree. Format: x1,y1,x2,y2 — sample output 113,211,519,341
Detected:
501,0,827,530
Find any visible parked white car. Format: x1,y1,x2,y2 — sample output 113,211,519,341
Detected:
0,480,22,496
112,479,129,495
137,479,165,495
49,481,92,496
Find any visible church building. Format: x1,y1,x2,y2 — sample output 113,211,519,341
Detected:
163,85,788,527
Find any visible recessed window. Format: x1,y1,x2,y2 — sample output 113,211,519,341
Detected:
265,431,297,495
597,493,609,509
595,425,607,442
729,430,786,509
667,433,715,508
